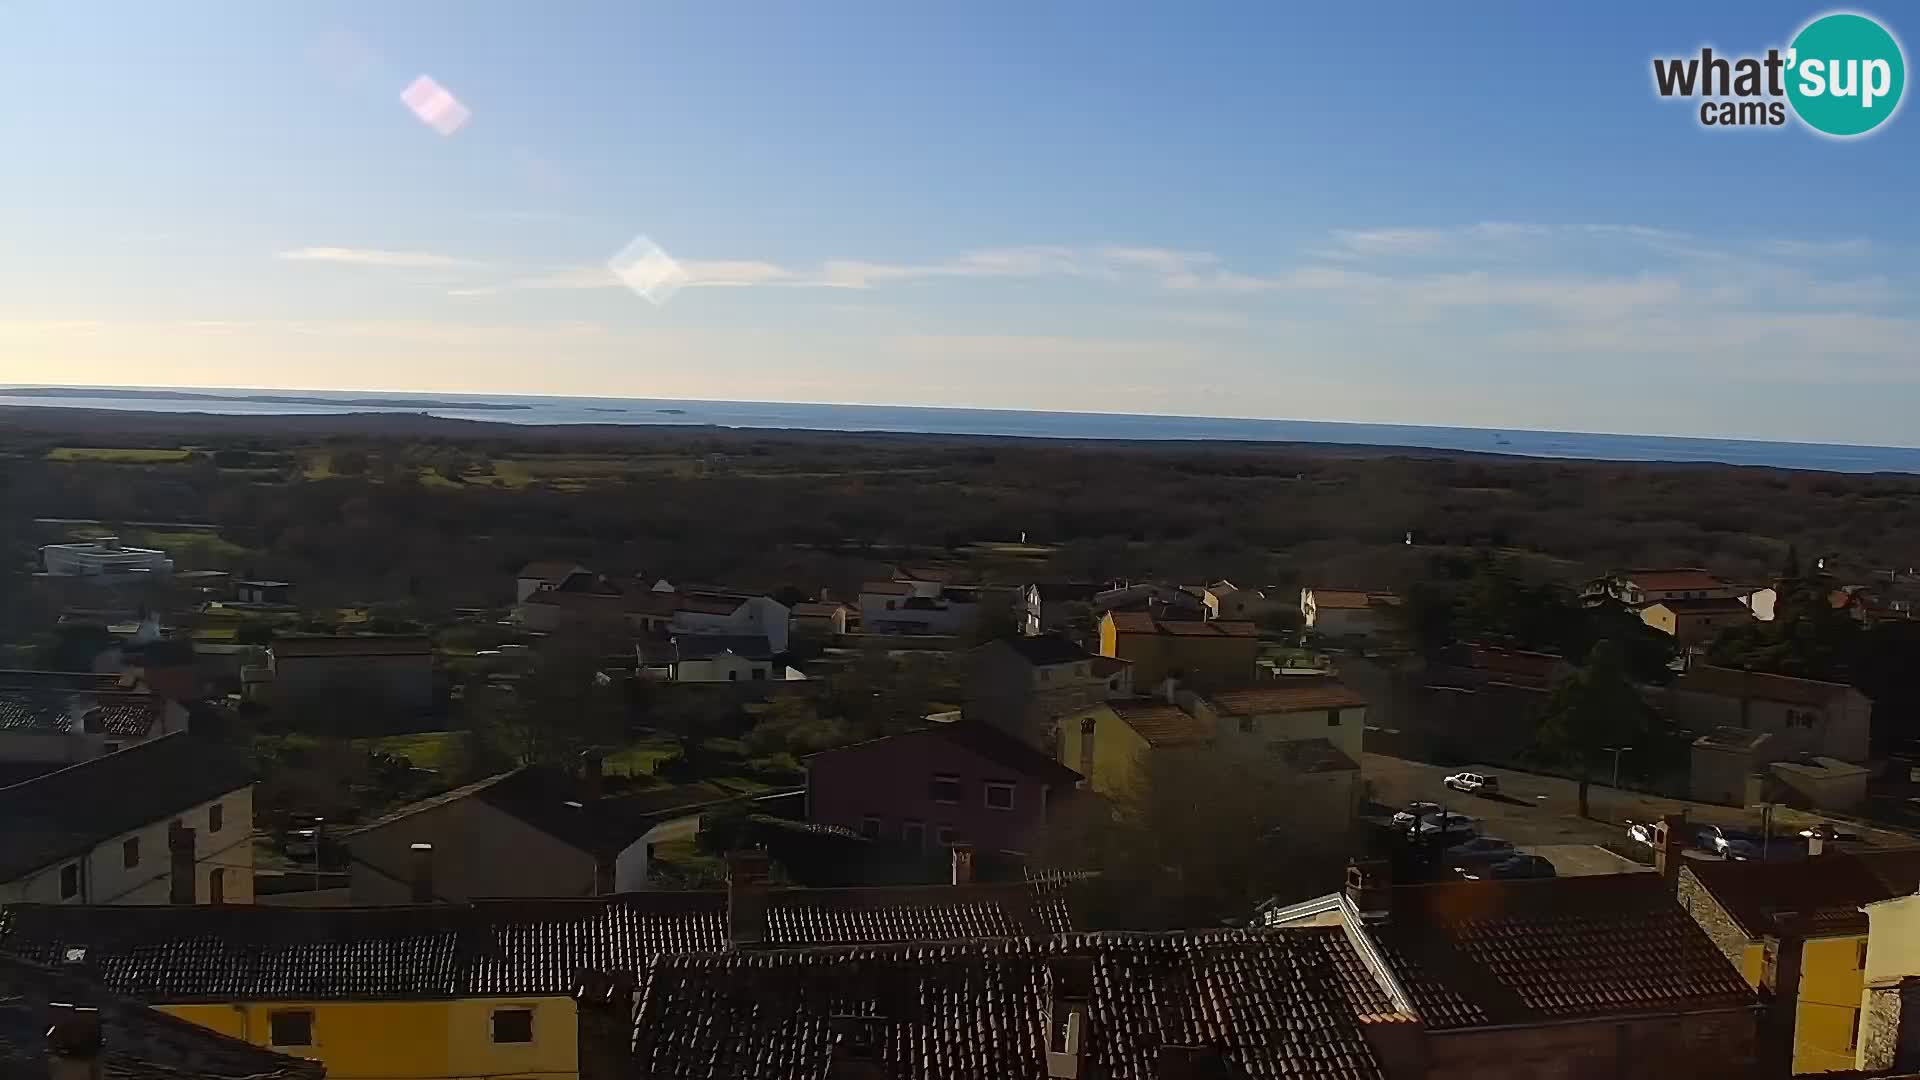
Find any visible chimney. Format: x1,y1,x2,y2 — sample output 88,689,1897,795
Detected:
1155,1044,1227,1080
408,842,434,903
727,850,771,948
45,1003,103,1080
573,972,637,1080
1653,811,1688,887
168,824,195,905
1761,922,1807,1077
1807,832,1826,858
592,857,615,896
950,843,975,886
1344,859,1391,920
579,749,604,801
1045,957,1092,1080
828,1015,888,1080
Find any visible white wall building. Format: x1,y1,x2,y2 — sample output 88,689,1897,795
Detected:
41,537,173,578
0,733,257,905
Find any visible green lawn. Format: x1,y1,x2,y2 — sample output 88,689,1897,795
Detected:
355,731,462,770
47,447,192,464
604,735,681,777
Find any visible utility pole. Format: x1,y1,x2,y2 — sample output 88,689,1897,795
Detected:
1603,746,1633,790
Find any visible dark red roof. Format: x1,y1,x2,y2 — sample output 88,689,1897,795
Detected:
1375,874,1756,1030
810,723,1082,787
630,930,1397,1080
1682,850,1920,939
1676,665,1862,708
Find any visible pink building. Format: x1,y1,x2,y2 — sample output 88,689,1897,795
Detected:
804,723,1081,855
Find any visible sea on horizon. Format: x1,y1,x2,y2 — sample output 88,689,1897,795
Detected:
2,384,1917,475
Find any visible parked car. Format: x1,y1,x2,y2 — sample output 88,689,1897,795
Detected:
1700,824,1764,860
1417,811,1477,838
1444,771,1499,795
1471,854,1557,880
1443,836,1517,866
1392,801,1443,829
1625,820,1655,847
1800,822,1860,842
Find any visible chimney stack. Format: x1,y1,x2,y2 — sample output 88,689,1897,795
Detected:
168,824,195,905
1653,812,1688,886
45,1003,104,1080
950,843,975,887
1344,859,1391,920
1045,957,1092,1080
1807,832,1826,858
727,850,771,948
579,749,604,801
1761,921,1808,1078
408,842,434,903
573,972,637,1080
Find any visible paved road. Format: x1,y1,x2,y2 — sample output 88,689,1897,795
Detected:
1363,753,1920,856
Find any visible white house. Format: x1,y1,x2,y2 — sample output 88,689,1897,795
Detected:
40,537,173,578
668,635,804,683
668,591,791,654
0,732,257,905
860,578,1005,636
1191,680,1370,764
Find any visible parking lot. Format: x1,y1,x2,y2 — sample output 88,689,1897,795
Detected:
1363,752,1920,870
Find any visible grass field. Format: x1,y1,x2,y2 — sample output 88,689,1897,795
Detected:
47,447,192,463
604,735,681,777
358,731,462,770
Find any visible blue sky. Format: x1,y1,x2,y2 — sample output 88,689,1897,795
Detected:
0,3,1913,443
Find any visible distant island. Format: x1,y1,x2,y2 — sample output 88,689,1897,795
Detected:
0,387,531,411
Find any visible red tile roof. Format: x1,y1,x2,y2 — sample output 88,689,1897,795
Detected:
1682,851,1920,939
1377,874,1756,1030
1109,699,1213,747
1207,681,1369,715
1310,589,1400,610
1676,665,1861,708
630,930,1396,1080
1646,597,1752,614
1107,611,1258,638
860,580,915,596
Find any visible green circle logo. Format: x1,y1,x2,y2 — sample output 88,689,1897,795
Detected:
1787,12,1906,136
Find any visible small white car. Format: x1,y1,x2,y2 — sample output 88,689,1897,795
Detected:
1392,801,1444,829
1417,811,1477,838
1444,771,1499,795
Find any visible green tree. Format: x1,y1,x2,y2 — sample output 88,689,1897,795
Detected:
1535,639,1652,819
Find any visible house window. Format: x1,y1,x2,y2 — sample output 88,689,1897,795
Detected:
492,1008,534,1044
269,1010,314,1048
727,670,739,682
860,815,882,840
902,821,925,849
209,803,224,833
1108,679,1119,691
751,668,767,680
122,837,141,869
59,864,79,899
886,600,897,610
984,782,1016,811
1040,669,1051,682
1849,1007,1862,1051
930,774,962,804
1238,716,1254,734
210,868,226,904
936,825,960,847
1327,708,1343,727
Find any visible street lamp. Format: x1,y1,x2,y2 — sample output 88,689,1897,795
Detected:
1602,746,1633,790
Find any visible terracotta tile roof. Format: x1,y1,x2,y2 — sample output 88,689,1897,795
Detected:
1107,611,1257,638
1647,597,1752,614
860,580,915,596
1676,665,1862,708
1682,851,1920,940
1206,681,1369,715
516,560,587,582
0,670,132,693
270,635,431,658
630,930,1393,1080
0,690,158,737
1622,569,1731,593
0,953,322,1080
1375,875,1756,1030
1109,699,1213,747
0,733,257,882
672,593,749,616
1309,589,1400,610
2,882,1087,1001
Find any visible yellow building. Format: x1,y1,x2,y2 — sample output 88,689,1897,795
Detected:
1678,850,1920,1074
1057,698,1214,794
0,874,1088,1080
1097,610,1258,689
